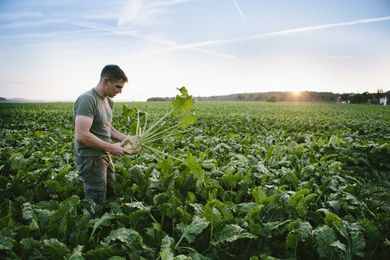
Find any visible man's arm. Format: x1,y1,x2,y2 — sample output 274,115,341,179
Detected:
75,115,129,155
111,126,128,142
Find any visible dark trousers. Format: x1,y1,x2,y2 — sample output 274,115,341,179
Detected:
75,154,115,205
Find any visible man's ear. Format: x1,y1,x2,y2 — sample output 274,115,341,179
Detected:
102,77,110,85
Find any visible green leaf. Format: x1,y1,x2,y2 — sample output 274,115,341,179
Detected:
184,154,204,183
42,238,71,259
69,212,90,248
122,104,132,117
330,240,346,253
177,215,209,244
85,245,121,259
158,158,175,188
325,212,342,226
212,224,257,246
122,105,140,118
174,255,191,260
48,195,80,241
288,188,310,207
285,232,299,250
160,235,175,260
263,220,291,231
172,87,194,117
0,234,14,251
89,212,114,240
351,230,366,258
19,237,39,258
237,202,257,215
314,225,337,258
178,86,188,96
204,199,233,227
123,201,152,212
68,245,84,260
245,204,264,235
154,192,182,218
285,221,313,250
22,202,39,231
299,221,313,241
252,187,267,204
34,208,54,230
359,218,381,245
336,222,366,258
328,135,341,145
10,153,27,174
104,227,150,257
108,257,126,260
104,227,140,245
178,112,197,129
296,193,316,217
188,251,212,260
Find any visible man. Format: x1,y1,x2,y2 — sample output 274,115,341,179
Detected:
74,64,141,205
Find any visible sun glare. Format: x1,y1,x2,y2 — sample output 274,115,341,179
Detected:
292,90,302,96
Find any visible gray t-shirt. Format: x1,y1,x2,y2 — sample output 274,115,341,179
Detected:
74,88,113,156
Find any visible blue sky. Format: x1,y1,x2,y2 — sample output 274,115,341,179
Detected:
1,0,389,101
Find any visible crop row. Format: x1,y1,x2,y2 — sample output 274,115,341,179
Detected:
0,102,389,259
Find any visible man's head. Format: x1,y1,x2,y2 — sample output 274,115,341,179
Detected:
100,64,128,98
100,64,128,83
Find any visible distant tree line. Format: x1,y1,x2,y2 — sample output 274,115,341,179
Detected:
147,91,340,102
147,90,389,103
146,97,174,102
340,90,389,104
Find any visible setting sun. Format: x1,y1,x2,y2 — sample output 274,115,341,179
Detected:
292,90,302,96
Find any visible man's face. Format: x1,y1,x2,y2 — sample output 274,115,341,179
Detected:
105,79,125,98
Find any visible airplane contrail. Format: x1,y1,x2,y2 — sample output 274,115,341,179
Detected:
232,0,263,54
73,21,238,59
173,16,390,48
74,16,390,58
232,0,245,21
244,16,390,41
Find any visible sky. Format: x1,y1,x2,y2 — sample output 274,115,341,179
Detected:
0,0,390,101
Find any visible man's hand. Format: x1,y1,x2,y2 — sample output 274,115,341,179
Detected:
109,143,131,156
120,135,142,155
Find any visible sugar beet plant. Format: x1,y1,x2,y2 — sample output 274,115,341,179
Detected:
122,86,197,161
0,101,389,259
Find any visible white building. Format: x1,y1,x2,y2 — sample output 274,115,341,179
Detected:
379,96,387,106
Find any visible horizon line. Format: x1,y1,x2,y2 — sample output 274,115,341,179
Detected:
2,89,389,102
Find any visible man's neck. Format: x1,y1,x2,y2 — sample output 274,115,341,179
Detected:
94,83,106,98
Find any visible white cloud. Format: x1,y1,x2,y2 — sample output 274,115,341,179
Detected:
0,18,66,29
117,0,203,26
0,11,43,19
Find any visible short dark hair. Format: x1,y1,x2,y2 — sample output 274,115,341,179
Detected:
100,64,128,83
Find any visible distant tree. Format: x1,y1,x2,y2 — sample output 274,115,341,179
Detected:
362,92,371,103
0,97,7,101
341,93,350,102
248,93,256,101
147,97,173,102
238,94,245,101
349,92,372,104
266,95,277,102
374,89,385,100
254,94,263,101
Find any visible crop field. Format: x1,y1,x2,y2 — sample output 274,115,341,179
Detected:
0,101,389,259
